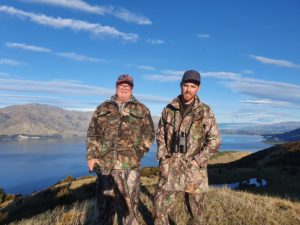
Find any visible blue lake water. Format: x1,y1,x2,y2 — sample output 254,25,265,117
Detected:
0,134,272,195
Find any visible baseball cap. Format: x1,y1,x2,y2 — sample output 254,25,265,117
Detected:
181,70,201,85
116,74,134,87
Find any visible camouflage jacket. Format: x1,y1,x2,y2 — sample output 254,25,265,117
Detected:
86,95,155,170
156,95,221,193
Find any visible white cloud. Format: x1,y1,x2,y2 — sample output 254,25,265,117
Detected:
240,99,294,107
241,70,254,74
0,72,10,77
147,39,165,45
0,78,169,103
143,68,300,107
197,33,210,39
134,94,169,103
125,64,156,71
0,93,98,110
143,69,183,82
137,65,156,71
0,58,25,66
4,41,107,63
227,77,300,104
144,71,241,82
160,69,184,76
186,70,300,106
19,0,152,25
20,0,109,14
57,52,108,63
249,54,300,68
231,109,288,123
113,7,152,25
0,78,113,96
202,72,241,80
143,74,181,82
0,5,138,41
5,42,51,52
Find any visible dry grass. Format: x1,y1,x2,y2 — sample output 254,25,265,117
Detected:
8,200,94,225
204,188,300,225
209,151,252,165
9,186,300,225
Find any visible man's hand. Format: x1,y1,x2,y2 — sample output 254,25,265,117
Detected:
87,158,99,172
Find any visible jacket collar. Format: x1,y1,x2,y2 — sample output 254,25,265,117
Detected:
169,95,202,112
110,94,137,104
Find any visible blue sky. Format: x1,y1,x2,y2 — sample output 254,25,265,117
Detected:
0,0,300,123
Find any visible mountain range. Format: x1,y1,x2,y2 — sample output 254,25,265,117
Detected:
0,104,299,139
0,104,160,139
219,122,300,135
0,104,93,138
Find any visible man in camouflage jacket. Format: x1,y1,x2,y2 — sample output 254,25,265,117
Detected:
154,70,221,225
86,74,155,225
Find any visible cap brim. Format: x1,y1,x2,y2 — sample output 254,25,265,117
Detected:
116,81,134,86
182,80,200,85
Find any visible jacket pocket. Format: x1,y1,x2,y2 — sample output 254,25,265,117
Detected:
117,150,140,169
128,111,144,126
193,151,209,169
95,110,111,138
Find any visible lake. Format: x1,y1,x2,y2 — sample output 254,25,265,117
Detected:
0,134,272,195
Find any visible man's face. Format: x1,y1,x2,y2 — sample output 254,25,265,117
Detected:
181,82,200,104
116,82,133,103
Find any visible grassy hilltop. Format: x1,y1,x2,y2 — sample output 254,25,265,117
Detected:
1,142,300,225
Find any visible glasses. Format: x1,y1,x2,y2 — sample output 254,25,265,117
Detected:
118,84,132,90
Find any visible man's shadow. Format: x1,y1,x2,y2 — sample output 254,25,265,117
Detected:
138,185,154,224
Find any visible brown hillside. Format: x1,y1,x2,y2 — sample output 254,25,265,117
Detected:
226,141,300,168
0,104,92,137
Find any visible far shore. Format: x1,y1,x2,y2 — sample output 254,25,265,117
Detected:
0,134,86,141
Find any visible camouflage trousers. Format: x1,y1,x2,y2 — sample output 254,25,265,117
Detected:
95,169,140,225
154,187,205,225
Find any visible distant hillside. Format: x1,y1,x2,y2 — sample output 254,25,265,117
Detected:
220,122,300,135
0,104,160,139
225,141,300,168
0,104,93,138
152,115,160,129
263,128,300,143
3,103,299,139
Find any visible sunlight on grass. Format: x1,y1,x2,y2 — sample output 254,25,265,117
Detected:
9,187,300,225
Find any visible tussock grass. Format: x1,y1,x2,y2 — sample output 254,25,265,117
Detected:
9,200,94,225
204,188,300,225
9,187,300,225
